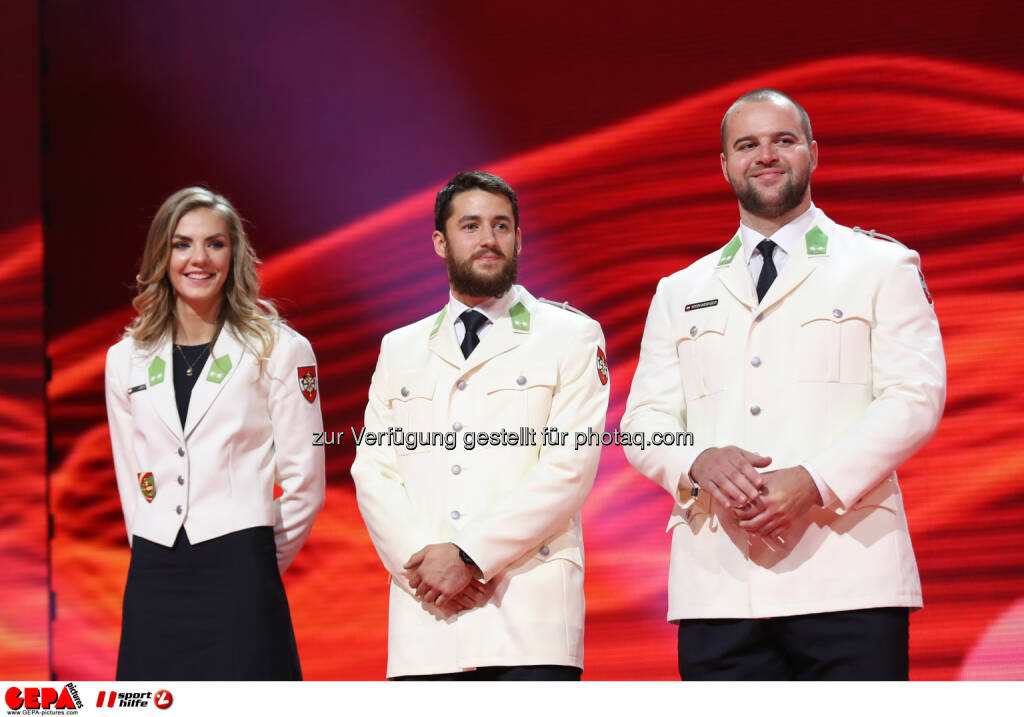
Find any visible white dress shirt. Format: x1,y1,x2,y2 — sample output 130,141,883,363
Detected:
738,203,818,288
448,285,521,346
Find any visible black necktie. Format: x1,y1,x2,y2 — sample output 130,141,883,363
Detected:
459,309,487,358
756,239,778,303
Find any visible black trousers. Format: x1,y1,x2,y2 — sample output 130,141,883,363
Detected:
117,527,302,680
677,608,910,680
392,665,582,681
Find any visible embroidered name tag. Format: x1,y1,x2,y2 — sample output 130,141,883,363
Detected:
128,384,147,395
685,299,718,312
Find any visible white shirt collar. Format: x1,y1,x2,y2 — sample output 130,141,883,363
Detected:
739,204,819,264
448,284,521,328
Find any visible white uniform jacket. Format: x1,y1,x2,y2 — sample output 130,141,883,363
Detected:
621,210,946,620
351,286,610,677
105,322,325,573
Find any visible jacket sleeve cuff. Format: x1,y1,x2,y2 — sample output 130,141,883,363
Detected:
679,445,712,501
801,461,836,507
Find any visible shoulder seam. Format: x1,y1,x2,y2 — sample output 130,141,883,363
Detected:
536,297,592,319
852,226,911,251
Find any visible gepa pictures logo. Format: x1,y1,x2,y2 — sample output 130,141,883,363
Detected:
5,683,83,713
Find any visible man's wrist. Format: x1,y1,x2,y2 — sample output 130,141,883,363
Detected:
685,447,714,497
799,462,832,507
686,476,700,498
455,545,477,568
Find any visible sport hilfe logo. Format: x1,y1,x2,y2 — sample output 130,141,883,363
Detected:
95,690,172,708
5,684,83,711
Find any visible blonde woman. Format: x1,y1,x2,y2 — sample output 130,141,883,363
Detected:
104,187,325,679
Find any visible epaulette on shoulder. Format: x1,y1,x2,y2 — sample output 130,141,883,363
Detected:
852,226,910,251
537,297,591,318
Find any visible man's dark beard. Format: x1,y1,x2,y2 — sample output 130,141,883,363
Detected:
446,247,518,299
730,165,810,219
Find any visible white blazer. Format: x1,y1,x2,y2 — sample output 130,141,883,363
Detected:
105,321,325,573
350,286,610,677
622,210,946,620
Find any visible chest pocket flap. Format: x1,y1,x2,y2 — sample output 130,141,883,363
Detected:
388,372,437,404
485,362,558,394
482,361,558,430
796,300,873,384
677,309,730,398
387,373,437,451
682,309,729,340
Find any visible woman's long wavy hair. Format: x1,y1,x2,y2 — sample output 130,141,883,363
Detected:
128,187,280,363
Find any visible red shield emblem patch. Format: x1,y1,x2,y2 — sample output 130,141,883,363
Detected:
596,347,609,386
138,472,156,503
297,365,318,403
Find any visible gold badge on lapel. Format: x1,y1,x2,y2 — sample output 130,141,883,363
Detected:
138,472,156,503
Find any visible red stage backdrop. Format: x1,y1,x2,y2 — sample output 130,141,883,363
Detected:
41,53,1024,679
0,0,47,681
1,0,1021,683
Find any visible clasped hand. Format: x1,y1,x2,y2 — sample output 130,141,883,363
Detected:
404,543,488,615
689,446,821,539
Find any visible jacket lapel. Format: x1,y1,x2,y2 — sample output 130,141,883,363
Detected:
757,218,834,313
183,327,246,439
465,288,532,373
427,305,465,369
462,310,524,374
714,234,757,309
144,336,183,441
428,290,531,374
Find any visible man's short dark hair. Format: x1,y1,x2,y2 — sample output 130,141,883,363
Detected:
720,88,813,153
434,171,519,233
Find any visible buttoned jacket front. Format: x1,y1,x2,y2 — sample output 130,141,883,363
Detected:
105,322,325,574
351,286,610,677
622,210,946,620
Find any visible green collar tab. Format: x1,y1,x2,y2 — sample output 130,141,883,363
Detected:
206,354,232,383
509,302,531,333
148,356,166,386
429,306,448,338
805,226,829,256
717,234,741,267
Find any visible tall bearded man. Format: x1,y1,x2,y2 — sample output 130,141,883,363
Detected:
622,89,946,679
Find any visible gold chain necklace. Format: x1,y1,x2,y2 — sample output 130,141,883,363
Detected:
173,324,221,377
174,342,211,377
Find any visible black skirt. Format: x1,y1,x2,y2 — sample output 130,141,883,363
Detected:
116,526,302,680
